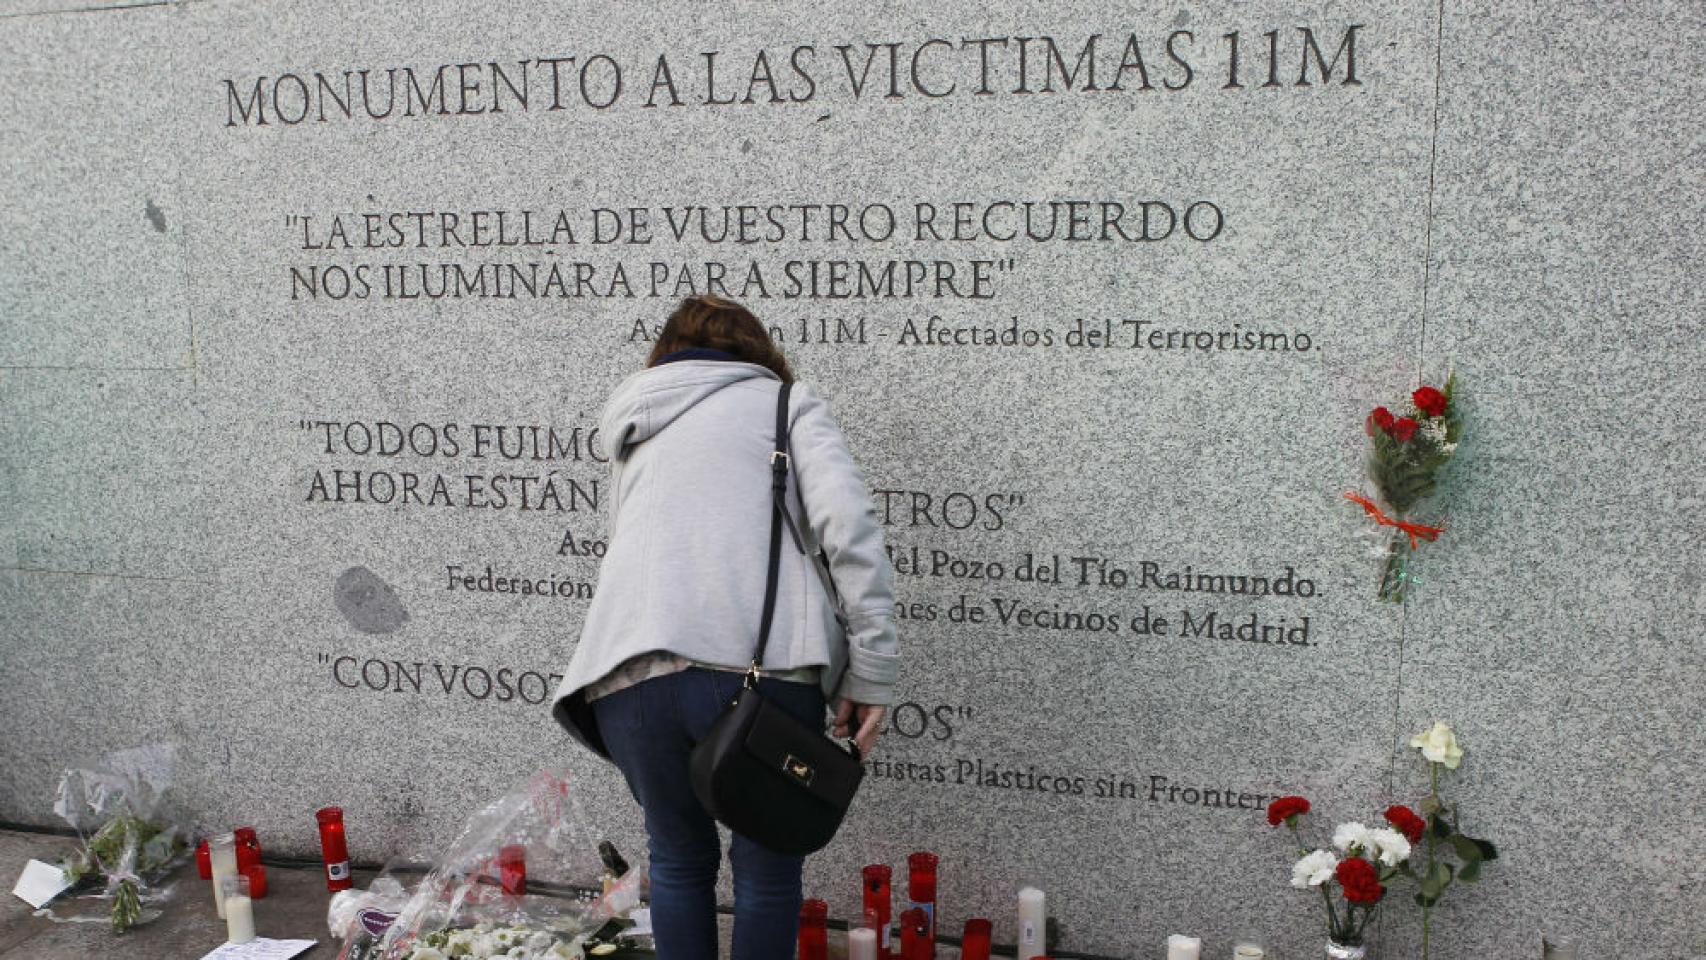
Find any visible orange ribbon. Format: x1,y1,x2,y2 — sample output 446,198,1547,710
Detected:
1343,492,1444,550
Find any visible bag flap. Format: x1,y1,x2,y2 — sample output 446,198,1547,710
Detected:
742,694,863,803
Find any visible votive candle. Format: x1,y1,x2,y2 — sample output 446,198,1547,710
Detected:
899,907,929,960
1017,887,1046,960
222,874,256,944
907,852,938,958
798,899,829,960
849,926,879,960
863,864,893,958
208,832,238,919
960,918,993,960
498,844,527,895
316,806,353,892
1167,934,1202,960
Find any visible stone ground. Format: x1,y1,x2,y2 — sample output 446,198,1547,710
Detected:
2,828,971,960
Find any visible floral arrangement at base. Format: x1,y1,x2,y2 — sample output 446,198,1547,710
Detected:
1347,373,1463,602
1266,721,1501,959
50,744,188,933
1268,795,1411,950
404,918,650,960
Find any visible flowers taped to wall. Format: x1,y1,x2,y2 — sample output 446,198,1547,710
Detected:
1346,373,1463,602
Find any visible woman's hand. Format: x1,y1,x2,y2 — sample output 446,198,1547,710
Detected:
832,699,886,757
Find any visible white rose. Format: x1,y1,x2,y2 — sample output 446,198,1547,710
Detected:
1410,720,1464,769
1292,849,1340,888
1364,827,1413,866
1332,822,1373,855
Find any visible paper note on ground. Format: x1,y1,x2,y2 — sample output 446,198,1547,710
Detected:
196,938,318,960
12,859,72,909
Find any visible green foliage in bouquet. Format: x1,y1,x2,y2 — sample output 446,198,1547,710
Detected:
59,813,185,932
1367,374,1463,516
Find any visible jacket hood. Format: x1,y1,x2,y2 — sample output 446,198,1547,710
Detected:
600,360,781,456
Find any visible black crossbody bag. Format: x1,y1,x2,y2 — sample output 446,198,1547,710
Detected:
688,380,865,856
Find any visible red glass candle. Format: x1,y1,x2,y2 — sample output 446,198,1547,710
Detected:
899,907,930,960
960,918,993,960
862,864,893,957
195,838,212,880
233,827,266,899
798,898,829,960
244,863,269,899
497,844,527,895
315,806,353,892
907,852,938,958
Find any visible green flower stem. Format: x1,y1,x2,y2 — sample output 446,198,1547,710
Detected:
1293,822,1344,939
1422,762,1440,960
1379,529,1411,602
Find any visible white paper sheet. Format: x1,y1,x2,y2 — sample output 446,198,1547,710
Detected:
11,859,72,909
195,937,318,960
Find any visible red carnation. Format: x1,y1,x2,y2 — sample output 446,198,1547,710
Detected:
1412,386,1448,418
1335,857,1385,904
1368,406,1396,434
1390,417,1419,442
1384,804,1426,844
1266,795,1311,827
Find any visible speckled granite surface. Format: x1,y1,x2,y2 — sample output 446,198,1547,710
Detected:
2,2,1703,958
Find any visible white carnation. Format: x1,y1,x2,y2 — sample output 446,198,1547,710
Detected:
1292,849,1339,888
1332,822,1373,855
1364,826,1413,865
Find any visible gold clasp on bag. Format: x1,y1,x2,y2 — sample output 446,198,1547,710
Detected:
783,754,815,785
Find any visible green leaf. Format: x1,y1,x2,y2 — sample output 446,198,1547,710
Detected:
1470,837,1499,861
1450,834,1484,862
1458,859,1482,883
1418,795,1442,815
1430,815,1453,840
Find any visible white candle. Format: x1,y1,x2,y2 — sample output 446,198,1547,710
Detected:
224,892,256,943
848,926,878,960
208,833,238,919
1167,934,1202,960
1017,887,1046,960
1234,944,1265,959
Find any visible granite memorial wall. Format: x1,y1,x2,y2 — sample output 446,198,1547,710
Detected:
2,1,1703,956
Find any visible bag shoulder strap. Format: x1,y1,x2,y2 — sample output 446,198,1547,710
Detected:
751,379,854,700
749,381,792,682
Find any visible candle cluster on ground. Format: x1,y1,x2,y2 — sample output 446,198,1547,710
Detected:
197,808,371,945
809,857,1268,959
813,854,1049,960
199,827,270,944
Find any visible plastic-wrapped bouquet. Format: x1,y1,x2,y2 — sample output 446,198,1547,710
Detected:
330,767,650,960
1346,373,1463,601
50,744,190,932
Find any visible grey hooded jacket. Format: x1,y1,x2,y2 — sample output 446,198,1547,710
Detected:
550,359,900,757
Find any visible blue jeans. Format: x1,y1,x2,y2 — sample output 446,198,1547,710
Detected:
593,667,827,960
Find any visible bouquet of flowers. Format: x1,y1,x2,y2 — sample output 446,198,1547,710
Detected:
1347,373,1463,601
333,768,651,960
49,744,189,932
1267,796,1412,953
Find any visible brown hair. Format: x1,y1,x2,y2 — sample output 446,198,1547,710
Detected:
646,295,794,383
